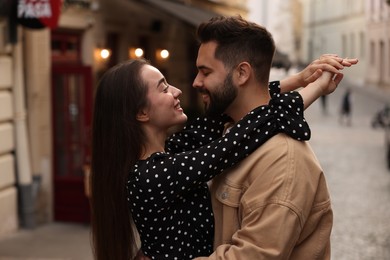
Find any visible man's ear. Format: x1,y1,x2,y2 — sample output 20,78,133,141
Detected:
136,109,149,122
235,62,251,85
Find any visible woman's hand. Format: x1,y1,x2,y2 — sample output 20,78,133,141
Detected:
297,54,358,87
280,54,358,92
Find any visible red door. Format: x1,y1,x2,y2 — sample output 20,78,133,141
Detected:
52,65,92,223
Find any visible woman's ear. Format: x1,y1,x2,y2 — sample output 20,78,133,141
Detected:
136,109,149,122
236,62,251,85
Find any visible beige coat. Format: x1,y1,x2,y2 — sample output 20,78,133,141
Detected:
196,134,333,260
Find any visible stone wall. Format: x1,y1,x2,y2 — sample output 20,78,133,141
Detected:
0,19,18,237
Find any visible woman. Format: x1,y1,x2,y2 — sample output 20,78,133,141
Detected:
90,59,335,260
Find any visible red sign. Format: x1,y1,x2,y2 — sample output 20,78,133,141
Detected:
17,0,61,29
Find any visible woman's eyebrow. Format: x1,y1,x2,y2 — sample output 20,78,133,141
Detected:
156,77,166,88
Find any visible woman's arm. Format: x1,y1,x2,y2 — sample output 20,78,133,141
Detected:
299,71,340,110
165,114,229,153
280,54,358,92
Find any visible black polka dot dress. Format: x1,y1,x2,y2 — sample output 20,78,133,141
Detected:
127,82,311,259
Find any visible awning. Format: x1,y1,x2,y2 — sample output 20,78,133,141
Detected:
142,0,218,27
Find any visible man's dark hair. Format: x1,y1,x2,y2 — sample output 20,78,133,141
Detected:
197,15,276,84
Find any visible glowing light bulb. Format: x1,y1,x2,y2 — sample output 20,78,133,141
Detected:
100,49,110,59
160,49,169,59
134,48,144,58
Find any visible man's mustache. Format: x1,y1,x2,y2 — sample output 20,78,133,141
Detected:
197,89,209,95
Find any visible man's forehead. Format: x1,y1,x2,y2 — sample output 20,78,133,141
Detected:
197,42,222,68
199,42,217,56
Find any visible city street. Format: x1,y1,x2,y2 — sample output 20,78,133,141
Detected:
305,81,390,260
0,79,390,259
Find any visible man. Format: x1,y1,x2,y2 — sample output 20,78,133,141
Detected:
134,15,358,260
192,16,357,259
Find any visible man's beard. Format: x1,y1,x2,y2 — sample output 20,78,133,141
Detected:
204,72,237,116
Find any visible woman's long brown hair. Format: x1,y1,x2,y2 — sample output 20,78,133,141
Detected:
90,59,149,260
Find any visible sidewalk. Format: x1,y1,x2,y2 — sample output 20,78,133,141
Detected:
0,222,93,260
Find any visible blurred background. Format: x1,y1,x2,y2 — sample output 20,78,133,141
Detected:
0,0,389,259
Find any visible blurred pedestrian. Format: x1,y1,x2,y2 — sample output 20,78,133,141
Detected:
321,95,328,115
340,87,352,125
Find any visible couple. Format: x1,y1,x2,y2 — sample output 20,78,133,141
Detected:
90,15,358,260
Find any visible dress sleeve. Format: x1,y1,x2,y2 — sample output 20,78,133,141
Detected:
131,91,310,205
165,114,230,153
166,81,282,154
268,81,281,96
269,91,311,140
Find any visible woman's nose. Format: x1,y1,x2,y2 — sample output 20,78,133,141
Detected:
171,86,182,98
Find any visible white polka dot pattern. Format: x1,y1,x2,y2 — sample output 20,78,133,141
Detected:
126,81,310,259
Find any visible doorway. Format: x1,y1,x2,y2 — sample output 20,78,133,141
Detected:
51,65,92,223
51,31,92,223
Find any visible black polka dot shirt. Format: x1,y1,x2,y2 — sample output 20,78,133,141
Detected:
127,82,311,259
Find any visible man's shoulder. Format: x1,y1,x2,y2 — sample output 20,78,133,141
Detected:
211,133,324,198
212,134,319,186
254,133,314,155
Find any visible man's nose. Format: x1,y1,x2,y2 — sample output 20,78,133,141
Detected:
192,74,202,89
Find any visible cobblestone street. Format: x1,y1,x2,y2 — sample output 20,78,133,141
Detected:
305,82,390,260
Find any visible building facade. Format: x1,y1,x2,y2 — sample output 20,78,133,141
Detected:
366,0,390,87
300,0,367,85
250,0,390,90
300,0,390,89
248,0,297,63
0,13,18,236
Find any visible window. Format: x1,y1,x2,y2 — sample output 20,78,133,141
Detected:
0,18,7,51
380,41,385,82
350,33,355,57
342,34,347,57
360,32,365,58
370,41,376,66
51,31,82,64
